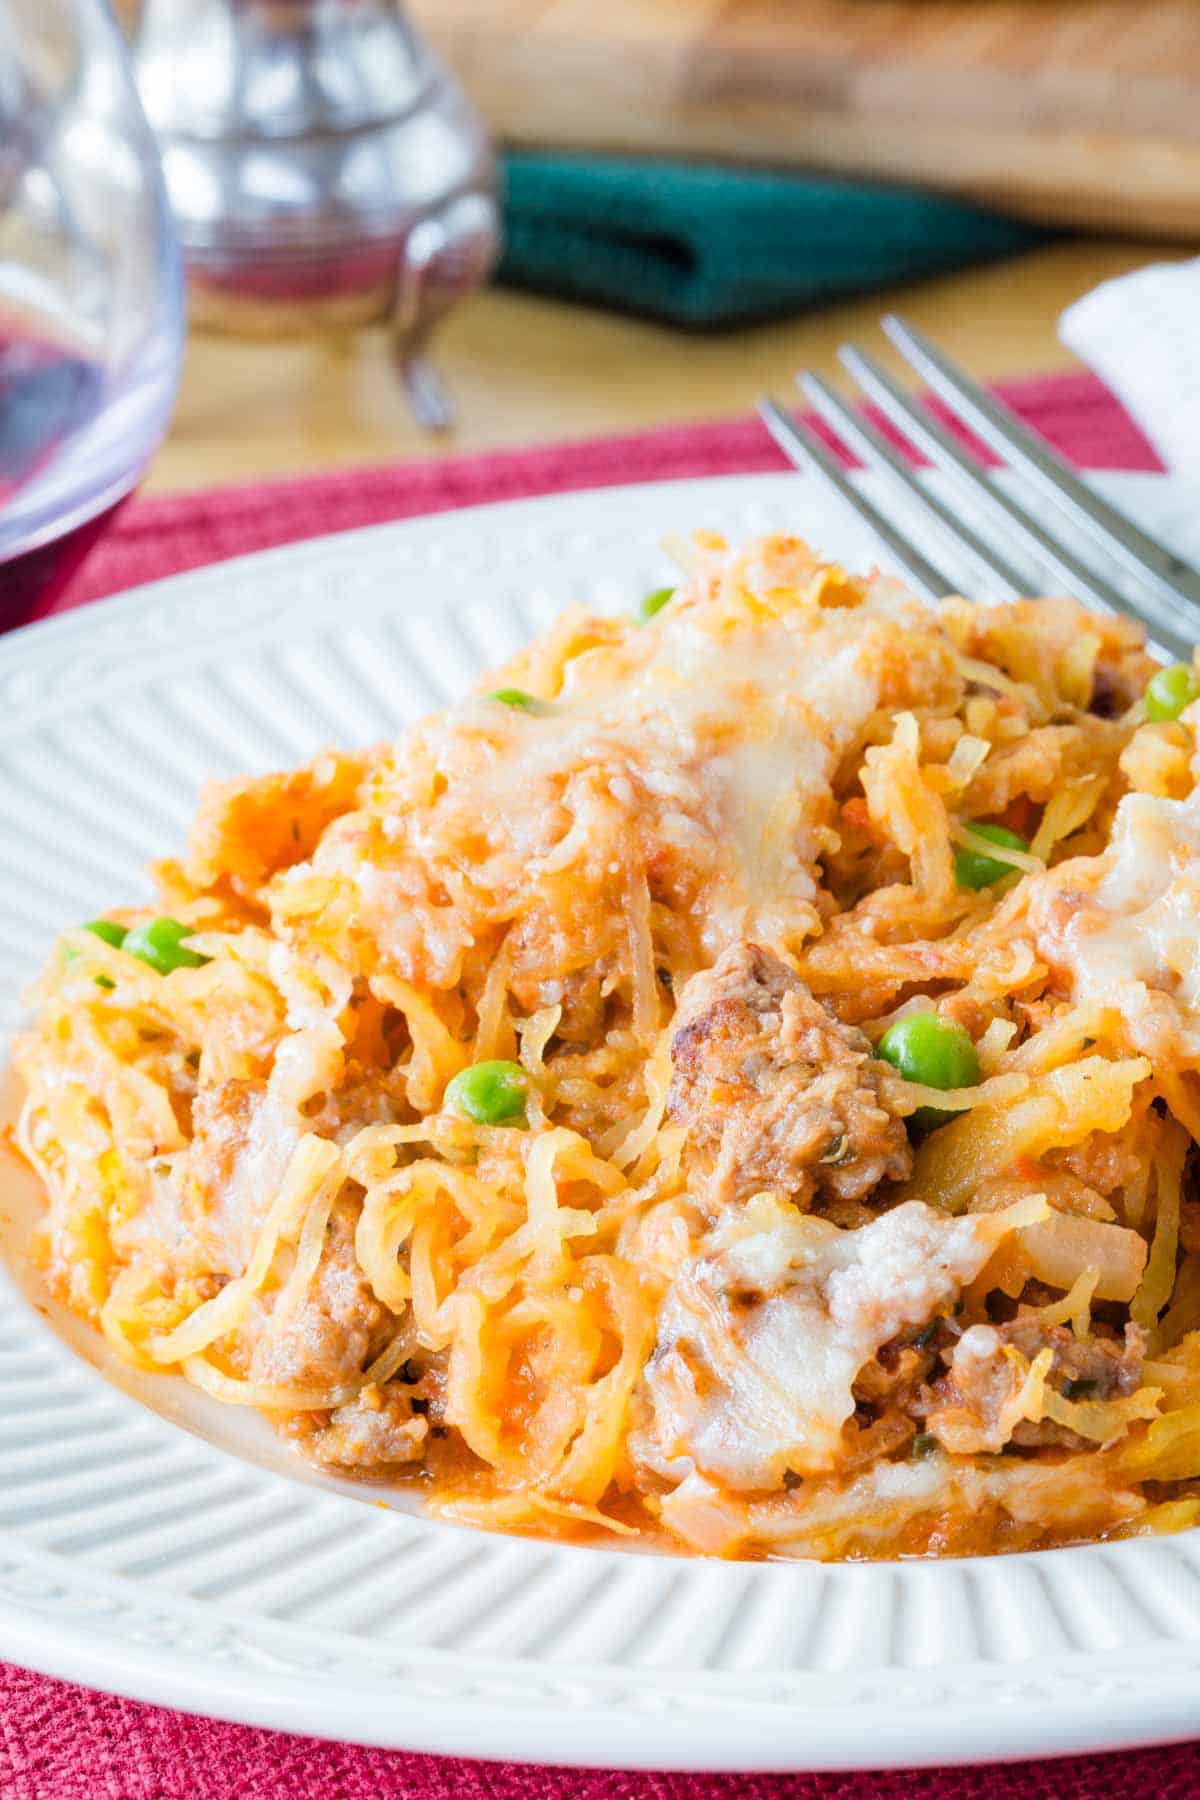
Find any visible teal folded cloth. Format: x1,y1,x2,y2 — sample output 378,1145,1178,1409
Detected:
497,151,1048,330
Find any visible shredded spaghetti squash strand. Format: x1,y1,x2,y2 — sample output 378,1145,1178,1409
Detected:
147,1135,341,1365
1133,1120,1188,1335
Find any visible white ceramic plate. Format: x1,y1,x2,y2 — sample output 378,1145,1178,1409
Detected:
3,470,1200,1772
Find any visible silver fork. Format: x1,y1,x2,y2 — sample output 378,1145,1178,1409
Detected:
759,315,1200,665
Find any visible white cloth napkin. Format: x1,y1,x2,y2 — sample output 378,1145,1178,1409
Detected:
1060,257,1200,475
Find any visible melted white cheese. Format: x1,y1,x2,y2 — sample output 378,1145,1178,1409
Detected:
284,564,940,985
1040,790,1200,1023
634,1195,1006,1491
952,1323,1002,1365
454,605,897,953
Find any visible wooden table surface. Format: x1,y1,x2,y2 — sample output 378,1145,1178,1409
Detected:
147,239,1189,496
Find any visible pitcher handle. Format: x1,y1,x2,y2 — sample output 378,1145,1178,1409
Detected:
393,191,501,434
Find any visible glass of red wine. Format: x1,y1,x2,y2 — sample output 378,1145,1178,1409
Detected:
0,0,184,627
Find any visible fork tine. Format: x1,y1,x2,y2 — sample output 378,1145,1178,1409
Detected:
797,371,1027,602
756,398,957,602
882,314,1200,616
839,345,1196,664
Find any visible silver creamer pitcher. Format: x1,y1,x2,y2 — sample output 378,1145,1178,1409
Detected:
131,0,500,427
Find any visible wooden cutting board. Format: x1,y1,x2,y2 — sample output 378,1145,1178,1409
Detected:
411,0,1200,238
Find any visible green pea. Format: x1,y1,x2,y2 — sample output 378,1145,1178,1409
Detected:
443,1059,529,1127
486,688,549,714
637,586,675,624
876,1012,980,1133
954,821,1028,891
83,919,128,949
910,1432,940,1460
1145,662,1200,723
123,916,211,975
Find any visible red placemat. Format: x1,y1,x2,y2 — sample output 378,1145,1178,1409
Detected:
53,369,1162,617
5,370,1193,1798
2,1655,1199,1800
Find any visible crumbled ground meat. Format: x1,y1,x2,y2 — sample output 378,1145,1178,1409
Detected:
855,1333,942,1415
1002,1318,1146,1395
509,950,608,1045
924,1318,1146,1454
666,940,911,1212
1089,660,1137,720
249,1200,395,1392
301,1382,428,1471
542,966,607,1044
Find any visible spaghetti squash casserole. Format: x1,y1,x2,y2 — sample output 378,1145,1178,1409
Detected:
18,532,1200,1559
